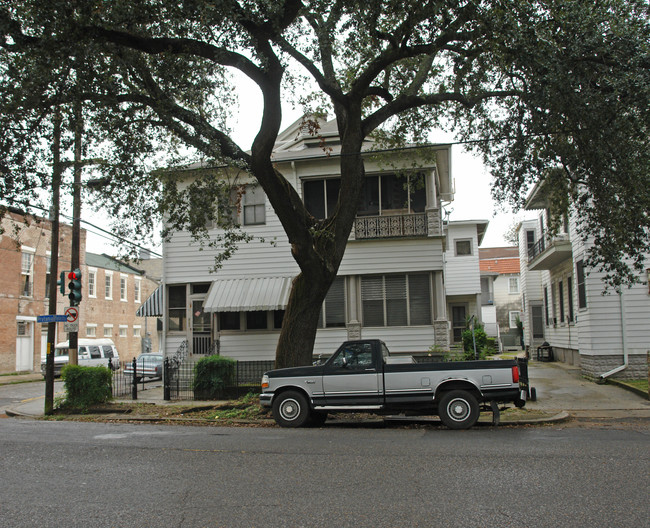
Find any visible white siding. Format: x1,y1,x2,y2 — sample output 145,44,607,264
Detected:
444,224,481,295
219,332,280,361
360,326,436,354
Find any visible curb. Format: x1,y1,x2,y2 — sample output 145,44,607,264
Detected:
606,379,649,400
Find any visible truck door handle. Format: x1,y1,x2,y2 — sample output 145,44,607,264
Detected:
365,368,375,371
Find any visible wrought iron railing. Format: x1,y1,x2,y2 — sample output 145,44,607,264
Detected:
354,212,428,239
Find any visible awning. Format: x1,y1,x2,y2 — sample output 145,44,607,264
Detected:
136,286,164,317
204,276,294,312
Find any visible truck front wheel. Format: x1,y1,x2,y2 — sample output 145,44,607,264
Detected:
272,391,310,428
438,390,480,430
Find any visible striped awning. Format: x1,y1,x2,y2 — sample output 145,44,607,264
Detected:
204,276,294,312
136,286,164,317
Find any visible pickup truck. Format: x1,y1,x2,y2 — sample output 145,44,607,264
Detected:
260,339,527,429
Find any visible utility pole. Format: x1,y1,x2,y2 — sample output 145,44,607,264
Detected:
68,96,83,365
45,112,62,415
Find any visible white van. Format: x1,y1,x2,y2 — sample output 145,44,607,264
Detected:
40,339,120,377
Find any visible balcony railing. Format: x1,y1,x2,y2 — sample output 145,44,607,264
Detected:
353,212,432,240
527,232,572,270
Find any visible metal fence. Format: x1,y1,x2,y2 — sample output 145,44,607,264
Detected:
109,356,274,401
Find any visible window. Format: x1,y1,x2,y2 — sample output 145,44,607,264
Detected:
567,276,574,323
86,324,97,337
168,285,186,331
551,282,557,324
330,342,374,369
246,311,268,330
119,325,128,338
357,173,426,216
133,325,141,337
120,274,128,301
243,185,266,225
134,278,141,303
304,178,341,219
576,260,587,309
361,273,431,327
508,276,520,294
273,310,284,329
219,312,240,330
509,311,521,329
88,269,97,298
318,277,346,328
103,324,113,338
558,279,565,323
526,230,536,253
455,239,472,256
88,346,101,359
20,250,34,297
105,271,113,300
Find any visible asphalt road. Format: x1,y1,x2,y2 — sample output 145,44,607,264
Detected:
1,419,647,528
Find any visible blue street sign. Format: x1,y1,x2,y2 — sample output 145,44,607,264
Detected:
37,315,68,323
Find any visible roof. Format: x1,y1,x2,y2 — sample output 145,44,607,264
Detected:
479,258,520,274
85,253,144,275
204,276,294,312
479,247,519,259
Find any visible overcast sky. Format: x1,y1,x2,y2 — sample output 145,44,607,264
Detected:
85,79,534,255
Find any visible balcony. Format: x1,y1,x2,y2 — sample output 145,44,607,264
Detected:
353,209,442,240
528,233,572,270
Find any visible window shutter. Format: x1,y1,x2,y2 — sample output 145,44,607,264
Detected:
408,274,431,325
361,275,385,326
385,275,407,326
325,277,346,327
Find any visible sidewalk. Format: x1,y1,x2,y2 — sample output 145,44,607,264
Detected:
3,360,649,423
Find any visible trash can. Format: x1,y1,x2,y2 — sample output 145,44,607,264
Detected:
536,342,553,362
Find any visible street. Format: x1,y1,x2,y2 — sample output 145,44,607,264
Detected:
1,419,647,528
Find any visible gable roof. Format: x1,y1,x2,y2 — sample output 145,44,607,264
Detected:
85,252,144,275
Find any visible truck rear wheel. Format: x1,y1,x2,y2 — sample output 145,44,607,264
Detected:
272,391,310,428
438,390,480,430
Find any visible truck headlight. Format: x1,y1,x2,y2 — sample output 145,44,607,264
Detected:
261,374,269,390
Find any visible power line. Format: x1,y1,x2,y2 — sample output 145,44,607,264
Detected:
2,199,162,258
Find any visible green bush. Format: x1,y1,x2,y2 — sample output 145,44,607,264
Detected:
461,324,488,360
193,355,236,400
60,365,113,411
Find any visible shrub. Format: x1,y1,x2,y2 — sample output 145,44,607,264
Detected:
60,365,113,411
193,355,236,400
461,324,488,360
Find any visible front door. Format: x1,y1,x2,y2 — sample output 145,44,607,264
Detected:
451,305,467,344
191,299,212,355
322,342,382,406
16,320,33,371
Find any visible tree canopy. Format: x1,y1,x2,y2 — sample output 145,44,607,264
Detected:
1,0,648,365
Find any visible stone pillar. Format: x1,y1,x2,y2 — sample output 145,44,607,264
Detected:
434,320,450,351
347,276,361,340
434,271,446,320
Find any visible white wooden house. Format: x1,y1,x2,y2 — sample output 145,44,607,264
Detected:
161,116,455,364
518,182,649,380
443,220,488,345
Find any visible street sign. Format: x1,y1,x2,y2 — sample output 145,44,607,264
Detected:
37,315,68,323
64,322,79,333
65,306,79,322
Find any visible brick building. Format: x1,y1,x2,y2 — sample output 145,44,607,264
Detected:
0,211,161,374
0,210,79,373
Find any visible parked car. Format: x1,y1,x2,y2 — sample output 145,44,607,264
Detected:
123,353,163,382
40,339,120,378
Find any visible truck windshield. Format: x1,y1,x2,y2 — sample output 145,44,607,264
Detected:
54,348,69,357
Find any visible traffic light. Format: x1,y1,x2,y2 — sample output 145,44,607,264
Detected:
57,271,68,295
67,268,82,306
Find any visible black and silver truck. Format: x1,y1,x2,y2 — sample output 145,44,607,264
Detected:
260,339,527,429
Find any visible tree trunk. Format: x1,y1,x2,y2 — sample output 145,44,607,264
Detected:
274,272,332,368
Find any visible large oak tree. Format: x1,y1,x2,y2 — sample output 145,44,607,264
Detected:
1,0,648,367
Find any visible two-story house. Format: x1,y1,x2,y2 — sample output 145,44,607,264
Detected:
443,220,488,346
479,247,523,351
162,116,455,364
518,181,649,380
